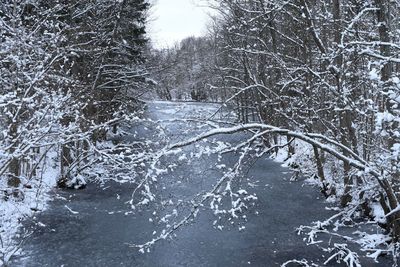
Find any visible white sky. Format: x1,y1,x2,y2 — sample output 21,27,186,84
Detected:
148,0,212,48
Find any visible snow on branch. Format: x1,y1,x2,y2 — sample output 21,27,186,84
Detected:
167,123,382,181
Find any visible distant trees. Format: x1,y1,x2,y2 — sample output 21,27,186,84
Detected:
150,36,221,102
0,0,151,195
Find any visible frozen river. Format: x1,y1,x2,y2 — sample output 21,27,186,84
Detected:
10,101,387,266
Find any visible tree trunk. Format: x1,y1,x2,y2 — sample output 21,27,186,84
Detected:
313,145,326,182
7,121,20,188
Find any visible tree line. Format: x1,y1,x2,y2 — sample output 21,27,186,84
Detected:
0,0,150,197
208,0,400,242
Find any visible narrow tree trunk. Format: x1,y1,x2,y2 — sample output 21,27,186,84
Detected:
7,122,20,188
58,143,74,187
313,145,330,196
287,136,295,157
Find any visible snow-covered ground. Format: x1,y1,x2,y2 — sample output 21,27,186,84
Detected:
0,151,59,265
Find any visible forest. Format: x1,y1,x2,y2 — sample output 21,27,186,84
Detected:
1,0,400,266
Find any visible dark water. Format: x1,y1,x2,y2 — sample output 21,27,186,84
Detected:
10,101,389,266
